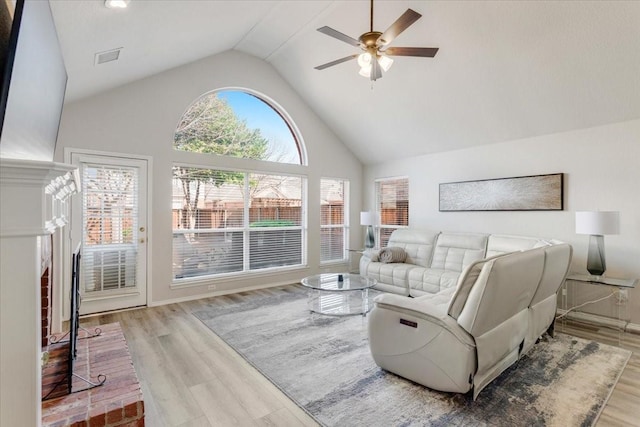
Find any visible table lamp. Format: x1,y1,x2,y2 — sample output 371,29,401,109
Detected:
360,211,375,249
575,211,619,276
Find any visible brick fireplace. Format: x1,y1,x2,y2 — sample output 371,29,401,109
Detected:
1,159,79,426
41,235,53,348
0,159,145,426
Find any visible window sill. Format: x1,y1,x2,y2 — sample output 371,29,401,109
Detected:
170,264,310,289
319,260,348,267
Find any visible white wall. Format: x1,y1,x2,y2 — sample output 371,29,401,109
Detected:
55,50,362,305
364,119,640,323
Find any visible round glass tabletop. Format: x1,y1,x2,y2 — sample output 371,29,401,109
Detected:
301,273,377,291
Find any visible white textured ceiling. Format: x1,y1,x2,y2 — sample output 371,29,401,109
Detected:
50,1,640,164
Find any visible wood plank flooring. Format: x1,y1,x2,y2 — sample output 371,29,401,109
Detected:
80,286,640,427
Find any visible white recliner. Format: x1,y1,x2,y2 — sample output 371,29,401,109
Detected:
368,243,572,399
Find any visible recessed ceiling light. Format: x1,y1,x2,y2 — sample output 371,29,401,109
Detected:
104,0,130,9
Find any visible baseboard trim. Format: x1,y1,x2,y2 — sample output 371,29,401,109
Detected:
626,322,640,335
148,280,299,307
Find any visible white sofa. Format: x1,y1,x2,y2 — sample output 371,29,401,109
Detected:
361,229,556,297
364,228,572,399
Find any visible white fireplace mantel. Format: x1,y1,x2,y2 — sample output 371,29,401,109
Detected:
0,158,79,237
0,158,79,426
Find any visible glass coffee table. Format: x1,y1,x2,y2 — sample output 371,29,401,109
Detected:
300,273,377,316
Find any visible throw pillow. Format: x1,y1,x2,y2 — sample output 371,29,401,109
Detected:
379,246,407,263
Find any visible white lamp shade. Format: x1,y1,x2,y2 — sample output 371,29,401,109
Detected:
359,65,371,78
378,55,393,72
357,52,372,68
360,211,375,226
575,211,620,235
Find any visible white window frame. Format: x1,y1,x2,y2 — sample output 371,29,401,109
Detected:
172,164,307,285
320,177,349,265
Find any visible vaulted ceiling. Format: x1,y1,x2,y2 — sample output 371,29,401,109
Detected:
49,1,640,164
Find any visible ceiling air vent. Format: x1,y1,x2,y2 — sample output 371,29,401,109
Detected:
94,48,123,65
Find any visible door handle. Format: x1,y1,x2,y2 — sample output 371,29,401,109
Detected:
139,238,145,243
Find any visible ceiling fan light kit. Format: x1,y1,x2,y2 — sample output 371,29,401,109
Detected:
104,0,130,9
315,0,438,81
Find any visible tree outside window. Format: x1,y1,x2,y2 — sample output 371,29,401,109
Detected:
172,90,306,282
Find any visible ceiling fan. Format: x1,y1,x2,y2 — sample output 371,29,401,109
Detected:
314,0,439,81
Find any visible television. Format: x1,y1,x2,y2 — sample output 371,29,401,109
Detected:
67,243,81,394
0,0,67,161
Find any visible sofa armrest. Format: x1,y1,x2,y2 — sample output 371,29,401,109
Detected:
373,294,474,347
375,293,445,319
362,248,381,262
369,292,477,393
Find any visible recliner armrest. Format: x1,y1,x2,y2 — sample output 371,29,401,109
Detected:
373,294,475,347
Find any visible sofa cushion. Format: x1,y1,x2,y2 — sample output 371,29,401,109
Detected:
408,267,461,295
414,287,457,311
486,234,550,258
456,249,544,337
431,232,488,272
365,262,414,295
388,229,439,267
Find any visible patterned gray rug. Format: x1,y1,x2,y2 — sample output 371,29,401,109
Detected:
193,285,631,427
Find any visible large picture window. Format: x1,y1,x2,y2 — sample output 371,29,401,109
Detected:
172,166,305,281
376,177,409,248
320,178,349,263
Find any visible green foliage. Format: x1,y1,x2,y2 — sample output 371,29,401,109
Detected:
173,92,271,230
174,92,269,160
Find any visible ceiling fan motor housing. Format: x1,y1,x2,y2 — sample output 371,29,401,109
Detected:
359,31,384,49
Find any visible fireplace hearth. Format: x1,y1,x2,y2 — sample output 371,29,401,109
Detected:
43,244,105,400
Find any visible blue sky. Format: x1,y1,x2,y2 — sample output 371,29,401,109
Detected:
218,91,300,164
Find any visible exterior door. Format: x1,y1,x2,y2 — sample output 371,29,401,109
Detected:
70,152,148,314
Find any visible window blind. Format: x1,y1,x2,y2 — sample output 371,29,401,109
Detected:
320,178,348,262
376,177,409,248
81,164,138,293
172,166,305,281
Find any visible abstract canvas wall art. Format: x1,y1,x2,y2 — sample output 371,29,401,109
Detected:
439,173,563,211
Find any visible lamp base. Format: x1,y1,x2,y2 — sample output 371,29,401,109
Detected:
586,234,606,276
365,225,375,249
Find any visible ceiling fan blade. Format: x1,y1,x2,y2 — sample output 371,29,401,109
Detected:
314,54,358,70
378,9,422,47
385,47,439,57
317,26,361,47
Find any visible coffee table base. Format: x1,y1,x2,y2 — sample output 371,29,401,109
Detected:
307,287,371,316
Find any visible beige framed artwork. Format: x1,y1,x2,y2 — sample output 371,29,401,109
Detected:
439,173,564,211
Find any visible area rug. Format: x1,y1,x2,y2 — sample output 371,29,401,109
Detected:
193,286,631,427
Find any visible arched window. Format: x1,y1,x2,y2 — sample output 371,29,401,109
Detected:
172,89,306,283
174,89,303,165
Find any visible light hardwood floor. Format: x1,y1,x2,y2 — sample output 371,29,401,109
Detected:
80,286,640,427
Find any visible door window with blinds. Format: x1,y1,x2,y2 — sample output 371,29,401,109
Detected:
320,178,349,263
376,177,409,248
172,166,306,282
81,164,138,292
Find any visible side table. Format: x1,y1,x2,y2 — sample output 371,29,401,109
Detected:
559,273,638,346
